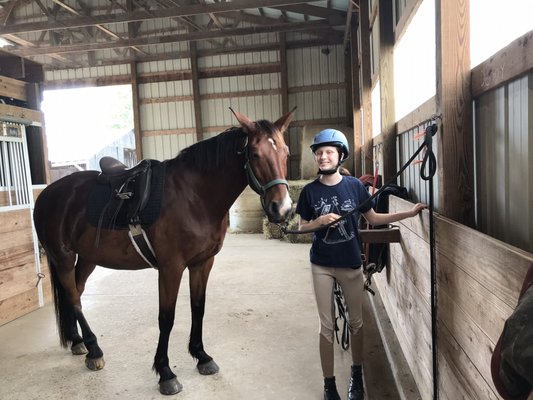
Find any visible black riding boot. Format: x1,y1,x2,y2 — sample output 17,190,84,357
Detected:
324,376,341,400
348,364,364,400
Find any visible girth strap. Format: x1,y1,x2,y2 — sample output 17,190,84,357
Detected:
128,224,158,269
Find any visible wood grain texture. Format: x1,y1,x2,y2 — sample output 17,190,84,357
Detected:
377,196,532,399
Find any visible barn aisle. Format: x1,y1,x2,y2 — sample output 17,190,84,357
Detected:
0,234,410,400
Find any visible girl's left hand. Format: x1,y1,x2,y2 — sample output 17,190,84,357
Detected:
411,203,427,216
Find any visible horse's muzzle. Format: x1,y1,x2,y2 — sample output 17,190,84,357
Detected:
265,193,293,223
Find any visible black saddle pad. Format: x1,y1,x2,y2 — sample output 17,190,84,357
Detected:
86,160,166,230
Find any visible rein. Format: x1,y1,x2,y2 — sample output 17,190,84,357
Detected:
279,123,438,235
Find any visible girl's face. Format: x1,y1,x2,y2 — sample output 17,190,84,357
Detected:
314,145,340,170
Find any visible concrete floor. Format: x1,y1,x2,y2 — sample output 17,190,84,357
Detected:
0,234,415,400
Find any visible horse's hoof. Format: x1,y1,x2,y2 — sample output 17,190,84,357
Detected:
197,359,219,375
71,342,88,355
85,356,105,370
159,378,183,395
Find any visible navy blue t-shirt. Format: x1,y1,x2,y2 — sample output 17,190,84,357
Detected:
296,176,372,268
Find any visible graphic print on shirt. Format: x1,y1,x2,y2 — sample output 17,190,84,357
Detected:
315,195,356,244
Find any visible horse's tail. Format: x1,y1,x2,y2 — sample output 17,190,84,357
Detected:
46,252,76,349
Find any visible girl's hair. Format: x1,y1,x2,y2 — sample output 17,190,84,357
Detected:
339,167,351,176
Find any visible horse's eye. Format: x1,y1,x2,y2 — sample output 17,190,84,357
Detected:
251,152,260,160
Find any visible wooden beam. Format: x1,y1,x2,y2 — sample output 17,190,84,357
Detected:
190,41,203,142
0,0,312,35
436,0,474,226
350,18,363,178
359,0,373,175
130,61,143,161
378,0,396,182
394,0,423,43
279,32,289,115
0,75,27,101
471,29,533,98
273,4,346,24
10,20,333,57
396,96,437,134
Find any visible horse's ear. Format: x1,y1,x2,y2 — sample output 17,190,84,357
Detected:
229,108,255,134
274,106,297,133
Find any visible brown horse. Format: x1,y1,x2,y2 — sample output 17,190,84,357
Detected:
33,110,294,395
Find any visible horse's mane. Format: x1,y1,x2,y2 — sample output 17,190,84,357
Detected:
171,119,284,172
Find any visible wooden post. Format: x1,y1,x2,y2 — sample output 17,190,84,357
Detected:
279,32,289,115
359,0,373,175
378,0,396,182
350,18,362,178
130,61,143,162
190,41,203,143
436,0,474,226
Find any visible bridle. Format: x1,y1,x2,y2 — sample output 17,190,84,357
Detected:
239,136,289,204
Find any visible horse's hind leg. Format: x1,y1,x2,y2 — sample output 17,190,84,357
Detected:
73,258,104,370
56,256,104,370
188,257,219,375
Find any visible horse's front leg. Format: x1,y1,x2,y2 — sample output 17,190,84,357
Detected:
188,257,219,375
154,264,185,395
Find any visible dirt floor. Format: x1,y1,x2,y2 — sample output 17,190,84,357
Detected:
0,233,418,400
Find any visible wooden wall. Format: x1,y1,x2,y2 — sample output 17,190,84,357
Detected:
0,207,50,326
0,71,50,326
375,196,533,400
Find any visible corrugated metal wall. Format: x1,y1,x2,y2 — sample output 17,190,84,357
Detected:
44,42,347,173
474,72,533,252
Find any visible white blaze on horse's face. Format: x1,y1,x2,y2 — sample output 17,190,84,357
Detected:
268,138,278,151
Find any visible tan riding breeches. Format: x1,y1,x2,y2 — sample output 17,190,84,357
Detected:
311,263,365,376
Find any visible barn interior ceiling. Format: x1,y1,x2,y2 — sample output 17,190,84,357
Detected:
0,0,354,71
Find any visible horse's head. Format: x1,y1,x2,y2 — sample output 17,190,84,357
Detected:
231,109,294,224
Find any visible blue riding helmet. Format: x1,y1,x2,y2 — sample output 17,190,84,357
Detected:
310,129,350,162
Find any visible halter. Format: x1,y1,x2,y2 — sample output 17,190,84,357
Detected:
239,137,289,198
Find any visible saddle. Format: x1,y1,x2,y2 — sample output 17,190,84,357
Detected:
98,156,153,223
94,156,160,268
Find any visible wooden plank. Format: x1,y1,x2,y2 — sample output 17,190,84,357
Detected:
386,196,533,400
279,32,289,115
350,18,362,177
189,41,203,142
0,103,44,126
375,264,433,400
435,215,533,309
394,0,424,43
360,0,373,175
438,250,513,343
0,75,27,101
438,324,500,400
438,288,498,398
436,0,474,225
396,96,437,134
0,287,39,327
142,128,196,137
0,208,33,234
130,61,143,161
0,242,34,272
471,30,533,98
359,227,401,243
0,260,36,301
378,0,397,182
